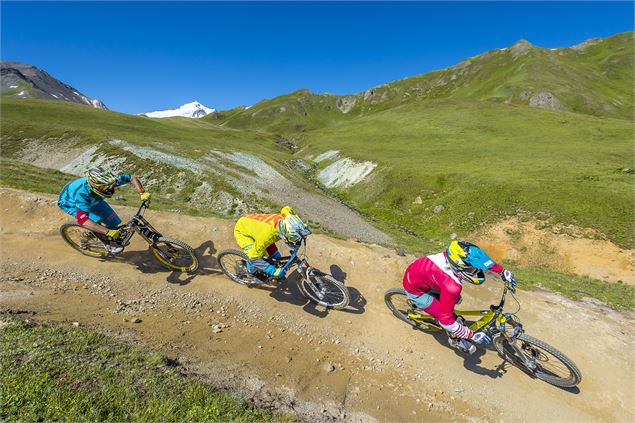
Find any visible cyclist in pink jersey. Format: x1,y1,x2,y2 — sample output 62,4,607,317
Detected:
402,240,517,353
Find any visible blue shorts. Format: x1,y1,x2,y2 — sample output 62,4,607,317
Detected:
405,290,434,309
61,201,122,228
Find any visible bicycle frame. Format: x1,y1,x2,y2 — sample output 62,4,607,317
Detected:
407,285,519,336
268,238,309,274
119,201,163,246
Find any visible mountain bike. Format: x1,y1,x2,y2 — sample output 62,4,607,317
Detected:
384,283,582,387
60,201,199,273
217,238,349,309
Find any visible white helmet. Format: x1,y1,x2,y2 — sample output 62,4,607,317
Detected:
278,207,311,245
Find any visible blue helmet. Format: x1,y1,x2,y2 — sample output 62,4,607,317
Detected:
444,241,496,285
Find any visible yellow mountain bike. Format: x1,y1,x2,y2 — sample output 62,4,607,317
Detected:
59,201,199,273
384,283,582,387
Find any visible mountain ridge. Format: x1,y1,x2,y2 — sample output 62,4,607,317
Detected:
209,31,633,134
0,61,107,110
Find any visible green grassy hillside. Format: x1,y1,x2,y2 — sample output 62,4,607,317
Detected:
211,32,633,138
301,99,633,249
0,98,289,217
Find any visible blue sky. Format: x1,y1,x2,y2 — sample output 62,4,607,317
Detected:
2,1,633,114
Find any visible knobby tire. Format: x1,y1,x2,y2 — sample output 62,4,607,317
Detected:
493,332,582,387
150,236,199,273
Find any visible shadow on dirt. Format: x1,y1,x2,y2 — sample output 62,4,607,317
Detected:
329,264,366,315
252,265,362,318
115,240,222,285
253,270,328,317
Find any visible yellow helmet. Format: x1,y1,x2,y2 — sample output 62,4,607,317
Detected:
87,167,118,198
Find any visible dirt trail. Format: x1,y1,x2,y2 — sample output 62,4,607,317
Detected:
1,188,634,422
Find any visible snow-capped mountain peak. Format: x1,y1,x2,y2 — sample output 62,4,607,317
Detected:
142,101,215,118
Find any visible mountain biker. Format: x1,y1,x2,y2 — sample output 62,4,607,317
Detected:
57,167,151,253
402,240,518,353
233,206,311,281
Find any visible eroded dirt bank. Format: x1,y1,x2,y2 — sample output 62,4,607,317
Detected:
1,188,633,422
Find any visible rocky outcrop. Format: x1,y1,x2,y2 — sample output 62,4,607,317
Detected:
317,158,377,188
570,38,602,51
336,96,357,113
0,61,108,109
509,39,535,59
529,91,562,110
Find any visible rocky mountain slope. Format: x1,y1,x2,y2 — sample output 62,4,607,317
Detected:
0,61,107,109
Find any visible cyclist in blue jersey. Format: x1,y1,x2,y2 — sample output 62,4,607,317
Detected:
58,167,151,253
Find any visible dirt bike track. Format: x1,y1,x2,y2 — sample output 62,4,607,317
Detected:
1,188,633,422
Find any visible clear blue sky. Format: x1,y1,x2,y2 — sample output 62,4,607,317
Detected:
2,1,632,114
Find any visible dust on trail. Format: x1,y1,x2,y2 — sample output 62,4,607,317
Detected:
1,188,634,423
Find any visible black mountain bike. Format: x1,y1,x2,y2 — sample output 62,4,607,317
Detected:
60,201,199,273
217,238,349,309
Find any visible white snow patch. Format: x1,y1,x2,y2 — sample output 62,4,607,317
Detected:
313,150,340,163
109,139,206,173
51,94,59,98
142,101,216,119
16,90,27,97
318,158,377,188
9,85,18,88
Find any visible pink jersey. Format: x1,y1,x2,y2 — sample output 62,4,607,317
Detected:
402,253,472,338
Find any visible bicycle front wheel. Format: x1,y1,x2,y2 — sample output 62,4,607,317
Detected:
384,288,440,330
216,249,261,285
150,236,199,273
298,269,349,309
60,222,109,257
493,333,582,387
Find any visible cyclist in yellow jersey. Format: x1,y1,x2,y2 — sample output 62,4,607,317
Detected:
234,206,311,279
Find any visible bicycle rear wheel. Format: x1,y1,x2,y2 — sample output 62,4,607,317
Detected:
150,236,199,273
217,249,261,285
298,269,349,309
59,222,109,257
493,333,582,387
384,288,440,330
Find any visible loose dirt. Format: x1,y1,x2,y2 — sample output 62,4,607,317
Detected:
473,217,635,284
1,188,633,422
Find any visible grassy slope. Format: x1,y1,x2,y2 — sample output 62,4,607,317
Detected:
302,100,634,249
208,89,352,136
0,97,280,157
0,98,295,216
1,316,287,422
